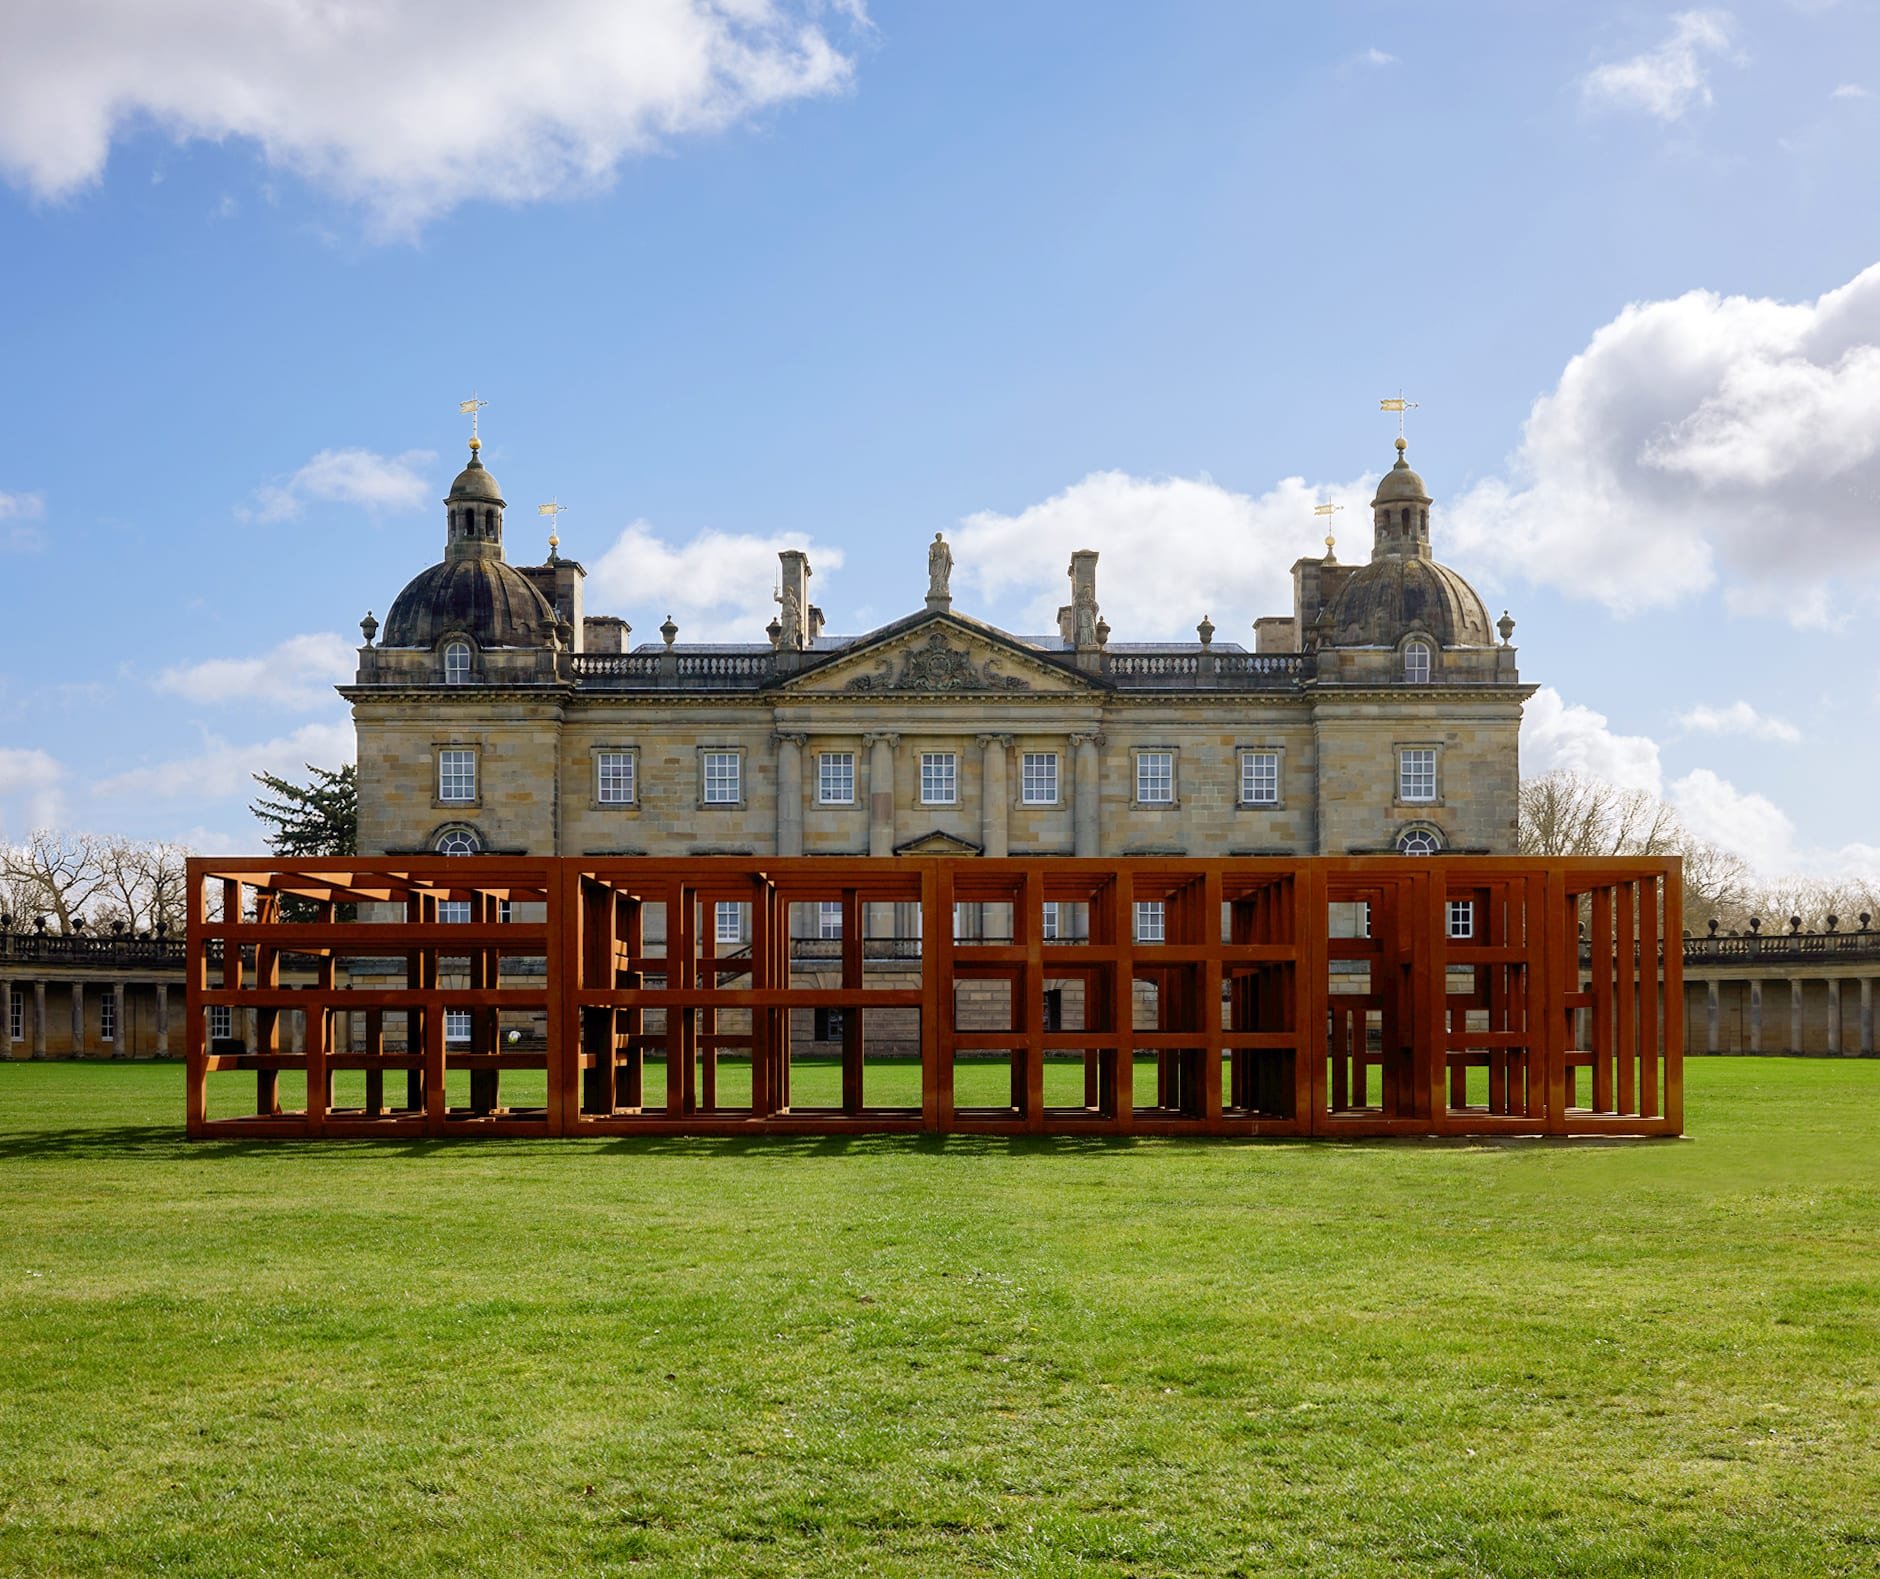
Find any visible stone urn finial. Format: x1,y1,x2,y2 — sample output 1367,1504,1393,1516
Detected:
660,614,678,649
765,617,783,651
1707,918,1719,936
1789,914,1803,934
1094,616,1111,648
1497,610,1515,646
1197,614,1215,648
360,610,378,647
1748,916,1762,934
1825,914,1839,933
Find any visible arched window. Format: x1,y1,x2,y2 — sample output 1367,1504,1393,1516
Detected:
435,828,480,856
443,640,471,684
1403,639,1431,685
1398,827,1441,856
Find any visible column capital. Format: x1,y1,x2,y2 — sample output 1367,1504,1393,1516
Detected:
975,733,1014,751
1068,731,1106,749
772,732,809,749
862,731,900,749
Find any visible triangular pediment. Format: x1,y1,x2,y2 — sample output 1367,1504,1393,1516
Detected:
894,828,983,856
779,612,1095,696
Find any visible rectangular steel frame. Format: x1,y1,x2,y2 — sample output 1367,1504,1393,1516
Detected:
184,855,1682,1140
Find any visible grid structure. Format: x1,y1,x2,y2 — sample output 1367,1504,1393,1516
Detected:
184,855,1682,1140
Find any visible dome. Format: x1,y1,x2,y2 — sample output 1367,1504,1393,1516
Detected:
1329,555,1493,648
380,556,556,648
447,447,505,505
1372,438,1429,505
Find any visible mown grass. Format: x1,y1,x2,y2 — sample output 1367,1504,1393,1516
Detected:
1,1058,1875,1577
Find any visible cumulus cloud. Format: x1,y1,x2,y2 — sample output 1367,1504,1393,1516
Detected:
1356,48,1398,68
154,633,357,712
0,747,66,838
951,470,1377,640
1446,260,1880,622
588,521,847,642
1830,83,1872,100
1674,699,1801,743
0,0,864,235
241,448,434,524
1581,10,1734,121
93,721,354,802
1520,687,1665,794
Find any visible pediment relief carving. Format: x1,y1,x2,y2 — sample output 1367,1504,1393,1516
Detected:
894,828,983,856
787,622,1087,697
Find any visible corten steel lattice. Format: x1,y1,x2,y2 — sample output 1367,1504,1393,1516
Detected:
184,855,1682,1140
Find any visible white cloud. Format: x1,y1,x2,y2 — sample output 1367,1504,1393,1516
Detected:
1830,83,1872,100
154,633,357,712
1581,10,1734,121
1674,699,1801,743
0,747,66,838
0,0,864,235
951,470,1376,640
1446,260,1880,622
588,521,847,642
1520,687,1665,794
93,721,354,802
1667,768,1798,866
1,489,46,551
1358,48,1398,67
241,448,434,524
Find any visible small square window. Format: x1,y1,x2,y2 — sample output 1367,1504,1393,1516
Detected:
1021,752,1058,805
1399,748,1437,804
438,748,477,803
1134,901,1165,943
715,901,744,944
814,1007,846,1042
596,750,636,804
439,900,472,924
1041,901,1060,941
703,752,741,805
444,1009,473,1044
1448,900,1475,939
1240,750,1279,806
1136,751,1174,804
208,1004,233,1041
818,752,855,805
921,752,957,805
818,901,844,940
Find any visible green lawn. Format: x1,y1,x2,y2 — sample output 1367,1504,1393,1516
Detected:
1,1060,1875,1578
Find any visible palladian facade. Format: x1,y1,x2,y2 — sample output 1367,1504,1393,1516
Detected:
345,433,1531,863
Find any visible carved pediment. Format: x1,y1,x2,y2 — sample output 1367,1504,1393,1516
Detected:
783,616,1091,697
894,828,983,856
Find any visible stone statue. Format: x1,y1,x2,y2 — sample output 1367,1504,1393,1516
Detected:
927,532,953,602
775,582,804,649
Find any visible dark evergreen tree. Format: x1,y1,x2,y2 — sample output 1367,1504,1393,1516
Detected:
250,763,358,857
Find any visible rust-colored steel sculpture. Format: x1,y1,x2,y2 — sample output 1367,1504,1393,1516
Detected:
184,856,1682,1140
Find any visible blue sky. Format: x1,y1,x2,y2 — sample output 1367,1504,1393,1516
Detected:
2,1,1878,878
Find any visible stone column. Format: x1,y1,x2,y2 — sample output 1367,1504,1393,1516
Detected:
70,981,85,1058
0,976,12,1060
1070,732,1103,858
1705,980,1719,1054
1862,978,1875,1057
865,733,898,858
978,734,1011,858
155,981,170,1057
1826,978,1842,1056
1748,980,1761,1053
31,981,47,1058
1790,979,1804,1056
774,733,806,856
113,980,128,1058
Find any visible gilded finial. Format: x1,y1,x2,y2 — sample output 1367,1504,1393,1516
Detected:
458,393,489,452
538,499,567,561
1379,391,1419,445
1314,500,1343,559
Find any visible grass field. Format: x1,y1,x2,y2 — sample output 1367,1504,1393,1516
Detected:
1,1059,1875,1578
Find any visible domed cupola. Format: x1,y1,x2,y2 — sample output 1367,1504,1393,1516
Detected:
377,438,559,649
1328,438,1494,648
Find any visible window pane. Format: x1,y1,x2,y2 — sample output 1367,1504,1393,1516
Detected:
1240,751,1278,805
444,641,471,684
1399,749,1436,803
715,901,742,943
445,1009,472,1043
1021,752,1058,804
436,828,479,855
921,752,957,804
1041,902,1059,940
1134,900,1165,942
597,751,635,804
438,749,476,802
1404,641,1431,684
703,752,740,803
1136,752,1173,803
439,900,471,924
1448,900,1474,938
818,752,855,804
818,902,843,939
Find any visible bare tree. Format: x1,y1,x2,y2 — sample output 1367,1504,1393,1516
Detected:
0,831,195,933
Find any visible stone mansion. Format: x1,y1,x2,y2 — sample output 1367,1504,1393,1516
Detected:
344,433,1530,866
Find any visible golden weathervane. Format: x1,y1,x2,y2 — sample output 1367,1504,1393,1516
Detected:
1313,500,1343,558
1379,391,1419,441
458,393,490,448
538,498,567,557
